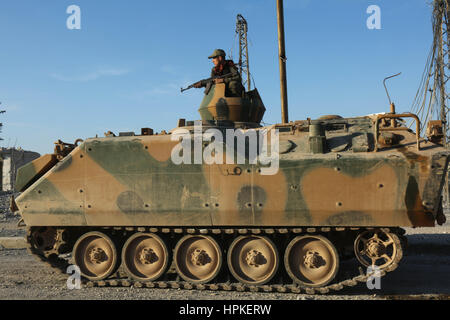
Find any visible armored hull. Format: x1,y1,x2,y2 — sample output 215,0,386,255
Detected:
11,94,449,291
15,118,447,228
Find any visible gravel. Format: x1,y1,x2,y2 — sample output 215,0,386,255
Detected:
0,192,25,239
0,233,449,300
0,198,449,300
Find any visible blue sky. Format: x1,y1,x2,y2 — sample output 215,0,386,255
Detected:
0,0,434,154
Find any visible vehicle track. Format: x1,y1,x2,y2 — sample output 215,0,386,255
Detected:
25,226,405,295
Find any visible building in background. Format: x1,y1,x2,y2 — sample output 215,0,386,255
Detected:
0,148,40,192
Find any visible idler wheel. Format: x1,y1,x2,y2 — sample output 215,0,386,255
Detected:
73,231,118,281
227,235,279,285
122,233,170,281
354,229,400,269
174,235,222,284
284,235,339,287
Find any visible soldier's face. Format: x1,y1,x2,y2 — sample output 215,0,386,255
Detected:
212,56,223,66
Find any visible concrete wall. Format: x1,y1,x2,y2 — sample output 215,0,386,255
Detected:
0,148,40,191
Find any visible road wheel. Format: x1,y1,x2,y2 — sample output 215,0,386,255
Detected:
73,231,118,281
174,235,222,284
227,235,279,285
122,233,170,281
284,235,339,287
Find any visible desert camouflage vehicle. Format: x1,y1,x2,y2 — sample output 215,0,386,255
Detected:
10,80,449,293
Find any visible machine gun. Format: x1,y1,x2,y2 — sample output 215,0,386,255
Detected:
181,73,234,95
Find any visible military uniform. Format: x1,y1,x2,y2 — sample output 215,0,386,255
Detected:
208,49,244,97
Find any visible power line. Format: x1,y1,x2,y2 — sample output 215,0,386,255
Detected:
412,0,450,145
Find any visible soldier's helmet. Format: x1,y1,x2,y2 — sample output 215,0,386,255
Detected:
208,49,226,59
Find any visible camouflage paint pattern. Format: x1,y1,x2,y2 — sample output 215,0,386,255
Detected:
15,154,58,192
13,114,449,228
198,83,265,123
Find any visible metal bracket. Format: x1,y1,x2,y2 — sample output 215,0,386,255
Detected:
17,218,26,228
374,113,421,151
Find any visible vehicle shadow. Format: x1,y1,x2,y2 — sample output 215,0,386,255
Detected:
337,234,450,297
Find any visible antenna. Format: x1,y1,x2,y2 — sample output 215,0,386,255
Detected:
383,72,401,105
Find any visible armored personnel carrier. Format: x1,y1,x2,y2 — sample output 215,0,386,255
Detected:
10,77,449,293
10,2,450,293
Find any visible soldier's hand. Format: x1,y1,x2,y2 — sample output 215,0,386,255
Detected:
193,82,202,88
214,78,224,84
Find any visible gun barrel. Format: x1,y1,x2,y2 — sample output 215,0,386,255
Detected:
180,85,193,93
180,73,233,94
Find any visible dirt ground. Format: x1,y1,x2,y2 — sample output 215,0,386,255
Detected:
1,212,449,300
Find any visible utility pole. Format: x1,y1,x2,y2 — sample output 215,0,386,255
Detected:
236,14,251,92
276,0,289,124
435,0,450,206
412,0,450,144
411,1,450,206
437,1,448,146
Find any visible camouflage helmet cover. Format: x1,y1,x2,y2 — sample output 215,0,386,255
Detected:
208,49,226,59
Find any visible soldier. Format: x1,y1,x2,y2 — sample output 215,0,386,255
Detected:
194,49,244,97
